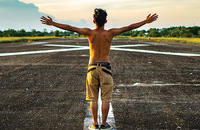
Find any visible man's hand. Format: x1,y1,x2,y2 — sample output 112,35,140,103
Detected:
145,13,158,23
40,16,91,36
40,16,54,25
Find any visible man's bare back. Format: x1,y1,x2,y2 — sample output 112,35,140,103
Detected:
87,28,113,63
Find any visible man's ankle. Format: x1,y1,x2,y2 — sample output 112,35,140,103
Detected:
101,122,106,126
93,122,98,125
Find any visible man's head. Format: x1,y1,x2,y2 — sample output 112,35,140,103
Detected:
93,8,107,28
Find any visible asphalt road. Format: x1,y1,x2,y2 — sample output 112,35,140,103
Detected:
0,39,200,129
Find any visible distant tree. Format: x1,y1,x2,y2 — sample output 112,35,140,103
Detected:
121,31,132,36
43,28,48,36
184,29,193,37
64,31,67,38
198,30,200,37
161,28,169,37
138,31,146,37
65,31,74,36
179,27,192,37
50,30,54,36
3,29,17,37
17,29,27,37
26,31,32,36
169,28,181,37
131,30,139,37
36,31,44,36
148,28,161,37
188,26,200,37
0,30,2,37
54,30,59,37
31,29,37,36
78,33,81,37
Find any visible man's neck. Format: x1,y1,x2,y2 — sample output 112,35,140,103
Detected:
95,25,105,31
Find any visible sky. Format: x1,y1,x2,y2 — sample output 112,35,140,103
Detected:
0,0,200,32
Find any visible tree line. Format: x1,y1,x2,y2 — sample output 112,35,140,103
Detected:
0,29,75,37
121,26,200,38
0,26,200,38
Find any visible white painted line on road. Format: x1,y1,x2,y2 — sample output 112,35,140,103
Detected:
1,43,199,57
117,83,200,87
43,44,87,48
28,42,50,45
83,88,116,130
97,88,116,127
111,44,149,48
0,47,89,57
45,44,149,48
111,47,200,57
142,42,167,45
84,102,93,130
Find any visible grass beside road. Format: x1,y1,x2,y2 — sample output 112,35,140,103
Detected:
134,37,200,45
0,36,59,43
1,36,200,45
0,36,82,43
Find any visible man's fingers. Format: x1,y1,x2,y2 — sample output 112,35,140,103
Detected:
151,13,157,17
47,16,52,20
40,21,45,24
40,19,47,24
154,15,158,19
147,14,151,18
41,16,47,20
152,14,158,19
150,13,158,21
153,15,158,21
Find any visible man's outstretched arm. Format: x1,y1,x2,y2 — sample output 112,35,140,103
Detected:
40,16,91,36
109,13,158,36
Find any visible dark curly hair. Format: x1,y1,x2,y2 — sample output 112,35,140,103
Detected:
93,8,107,27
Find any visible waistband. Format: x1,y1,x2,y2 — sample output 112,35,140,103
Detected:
88,62,112,76
89,62,110,66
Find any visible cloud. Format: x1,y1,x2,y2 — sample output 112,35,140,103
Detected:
0,0,56,31
19,0,200,30
1,0,200,31
0,0,91,31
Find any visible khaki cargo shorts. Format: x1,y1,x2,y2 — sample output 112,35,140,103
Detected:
86,62,113,102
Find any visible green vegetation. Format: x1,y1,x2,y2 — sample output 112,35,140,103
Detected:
117,26,200,38
0,29,76,37
0,36,87,43
134,37,200,45
0,26,200,44
0,37,58,43
1,26,199,38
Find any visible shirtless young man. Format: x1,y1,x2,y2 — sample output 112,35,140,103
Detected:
41,8,158,130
